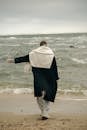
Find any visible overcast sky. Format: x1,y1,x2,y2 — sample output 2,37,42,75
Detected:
0,0,87,35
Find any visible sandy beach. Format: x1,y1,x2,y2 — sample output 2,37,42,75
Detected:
0,94,87,130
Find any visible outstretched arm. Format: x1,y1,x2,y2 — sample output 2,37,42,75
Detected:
7,54,30,63
15,55,29,63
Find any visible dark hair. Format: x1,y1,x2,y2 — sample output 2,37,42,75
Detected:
40,41,47,46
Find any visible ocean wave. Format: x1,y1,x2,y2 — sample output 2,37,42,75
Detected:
22,42,38,45
0,44,20,47
0,37,16,40
56,43,68,46
0,55,9,61
55,37,62,40
0,88,33,94
71,58,87,64
8,37,17,40
58,89,87,96
0,88,87,96
77,45,86,49
44,37,51,40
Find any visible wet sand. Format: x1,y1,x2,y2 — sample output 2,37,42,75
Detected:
0,94,87,130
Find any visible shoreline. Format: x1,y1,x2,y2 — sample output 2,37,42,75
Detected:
0,94,87,130
0,112,87,130
0,93,87,114
0,87,87,96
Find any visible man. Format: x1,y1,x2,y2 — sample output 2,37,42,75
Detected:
8,41,59,120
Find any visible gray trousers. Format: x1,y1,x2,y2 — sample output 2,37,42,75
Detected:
37,96,50,118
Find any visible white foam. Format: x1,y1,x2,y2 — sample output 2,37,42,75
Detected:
55,37,62,40
22,42,38,45
0,88,87,97
14,88,33,94
71,58,87,64
77,45,86,49
44,37,51,40
58,89,87,96
0,44,20,47
8,37,16,39
8,44,20,47
56,43,70,46
0,88,33,94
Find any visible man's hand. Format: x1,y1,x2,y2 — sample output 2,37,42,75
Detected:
7,58,14,63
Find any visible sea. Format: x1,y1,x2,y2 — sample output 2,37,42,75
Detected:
0,33,87,96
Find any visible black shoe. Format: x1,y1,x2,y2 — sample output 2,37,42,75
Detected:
42,116,48,120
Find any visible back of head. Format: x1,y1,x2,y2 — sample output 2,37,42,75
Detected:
40,41,47,46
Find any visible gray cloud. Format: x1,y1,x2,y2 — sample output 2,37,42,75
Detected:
0,0,87,34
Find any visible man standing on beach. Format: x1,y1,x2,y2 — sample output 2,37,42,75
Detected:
7,41,59,120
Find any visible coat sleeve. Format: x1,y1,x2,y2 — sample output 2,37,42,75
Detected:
15,54,30,63
51,57,59,80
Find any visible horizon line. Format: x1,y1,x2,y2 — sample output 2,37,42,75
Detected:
0,32,87,36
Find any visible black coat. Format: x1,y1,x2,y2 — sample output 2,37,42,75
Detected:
15,55,59,102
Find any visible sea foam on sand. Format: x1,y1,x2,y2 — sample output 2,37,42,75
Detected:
0,88,33,94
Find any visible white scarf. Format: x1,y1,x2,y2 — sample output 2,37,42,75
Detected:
29,46,54,69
